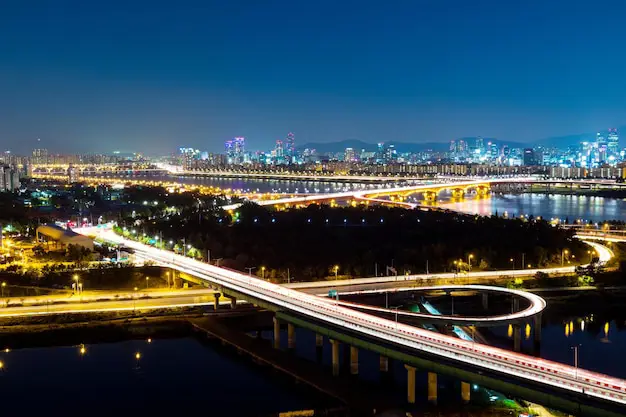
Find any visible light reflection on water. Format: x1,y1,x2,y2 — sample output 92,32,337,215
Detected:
443,193,626,222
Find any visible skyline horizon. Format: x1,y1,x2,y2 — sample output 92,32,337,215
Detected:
4,123,623,156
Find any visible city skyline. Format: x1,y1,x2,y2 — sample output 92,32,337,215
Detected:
3,1,626,154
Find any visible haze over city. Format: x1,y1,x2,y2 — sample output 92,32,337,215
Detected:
2,0,626,154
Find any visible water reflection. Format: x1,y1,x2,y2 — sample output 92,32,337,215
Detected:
444,193,626,222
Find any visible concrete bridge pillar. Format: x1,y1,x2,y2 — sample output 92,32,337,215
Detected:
513,324,521,352
428,372,437,404
461,381,471,404
481,293,488,310
330,339,340,376
379,355,389,373
512,297,520,313
315,333,323,348
273,316,281,349
405,365,416,404
230,296,237,309
534,313,542,343
350,346,359,375
213,293,221,310
287,323,296,349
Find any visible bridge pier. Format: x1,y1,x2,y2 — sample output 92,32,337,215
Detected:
230,296,237,309
405,365,416,404
482,293,488,310
461,381,471,404
330,339,340,376
273,316,281,349
287,323,296,349
315,333,323,348
213,293,221,310
350,346,359,375
428,372,437,404
534,313,542,343
512,297,520,313
513,324,521,352
379,355,389,372
315,334,324,363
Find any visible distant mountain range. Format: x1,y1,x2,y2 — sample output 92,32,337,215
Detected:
298,128,625,154
298,138,528,154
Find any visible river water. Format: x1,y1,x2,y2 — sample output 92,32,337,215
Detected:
120,174,626,222
0,336,336,417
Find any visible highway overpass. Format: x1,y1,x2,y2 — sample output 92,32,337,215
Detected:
75,225,626,413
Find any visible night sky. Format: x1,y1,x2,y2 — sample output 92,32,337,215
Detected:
1,0,625,154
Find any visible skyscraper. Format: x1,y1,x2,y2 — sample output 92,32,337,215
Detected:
285,132,295,162
607,128,619,159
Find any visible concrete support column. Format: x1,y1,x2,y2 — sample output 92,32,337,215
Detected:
287,323,296,349
461,381,471,404
379,355,389,372
534,313,542,343
273,316,281,349
512,297,520,312
230,296,236,309
350,346,359,375
405,365,416,404
428,372,437,404
513,324,521,352
213,293,221,310
330,339,340,376
315,333,323,347
482,293,489,310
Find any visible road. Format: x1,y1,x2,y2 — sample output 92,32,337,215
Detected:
285,240,612,292
0,289,230,318
76,226,626,407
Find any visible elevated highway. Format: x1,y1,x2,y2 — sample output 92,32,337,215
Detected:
76,225,626,411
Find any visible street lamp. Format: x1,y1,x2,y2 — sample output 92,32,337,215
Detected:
1,282,5,298
145,277,149,289
467,254,474,270
509,258,514,269
561,249,569,266
571,345,581,379
261,266,266,279
333,265,339,279
245,267,256,276
133,287,138,312
165,271,170,288
73,274,80,294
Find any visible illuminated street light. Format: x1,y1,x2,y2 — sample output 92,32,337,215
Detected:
261,266,266,279
334,265,339,279
1,282,5,298
509,258,514,269
79,344,86,355
135,352,141,360
561,249,569,266
467,254,474,270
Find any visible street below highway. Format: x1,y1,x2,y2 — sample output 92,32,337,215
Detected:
0,288,224,318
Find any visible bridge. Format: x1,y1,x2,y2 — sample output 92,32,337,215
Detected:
75,225,626,414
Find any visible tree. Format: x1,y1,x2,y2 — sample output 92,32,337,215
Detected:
66,244,91,263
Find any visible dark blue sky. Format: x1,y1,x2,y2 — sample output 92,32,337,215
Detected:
1,0,625,154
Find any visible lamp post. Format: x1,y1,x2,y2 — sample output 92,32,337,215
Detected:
245,267,256,276
133,287,138,312
145,277,149,289
561,249,569,266
261,266,266,279
334,265,339,279
165,271,170,289
73,274,80,294
206,249,211,264
467,254,474,271
1,282,5,298
509,258,514,269
571,345,581,379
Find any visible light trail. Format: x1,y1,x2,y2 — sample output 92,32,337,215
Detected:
314,284,546,326
75,225,626,406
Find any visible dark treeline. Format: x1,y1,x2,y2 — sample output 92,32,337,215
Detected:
119,201,587,282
